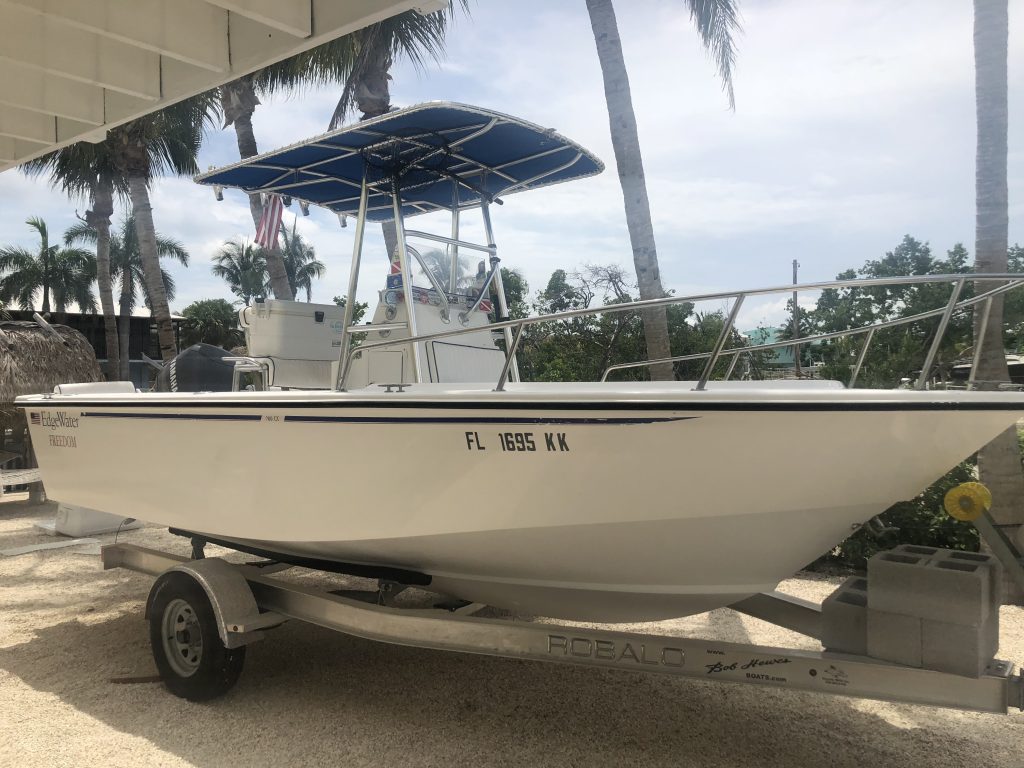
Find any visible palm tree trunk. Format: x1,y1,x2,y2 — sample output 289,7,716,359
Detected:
586,0,673,381
352,64,402,271
128,175,177,361
118,278,132,381
225,79,294,301
92,180,120,380
973,0,1023,603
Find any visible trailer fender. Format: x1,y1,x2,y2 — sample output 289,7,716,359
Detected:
145,558,275,649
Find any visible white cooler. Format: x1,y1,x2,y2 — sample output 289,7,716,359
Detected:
240,300,346,389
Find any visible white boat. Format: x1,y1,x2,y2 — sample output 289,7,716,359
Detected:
19,103,1024,622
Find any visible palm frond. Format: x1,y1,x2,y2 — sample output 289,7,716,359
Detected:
330,1,471,128
64,221,98,247
685,0,742,110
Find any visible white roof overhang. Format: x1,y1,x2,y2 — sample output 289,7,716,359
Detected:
0,0,445,172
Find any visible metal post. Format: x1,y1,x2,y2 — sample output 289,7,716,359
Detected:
916,278,965,390
481,201,520,383
449,181,460,293
969,296,993,388
724,352,740,380
335,176,369,391
495,324,525,392
848,327,874,389
792,259,801,378
696,295,744,391
392,180,424,383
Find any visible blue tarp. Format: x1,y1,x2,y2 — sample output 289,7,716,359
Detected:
195,102,604,222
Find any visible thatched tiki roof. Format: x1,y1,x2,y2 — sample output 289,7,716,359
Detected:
0,321,101,413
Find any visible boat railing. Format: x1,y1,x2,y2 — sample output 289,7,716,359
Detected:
335,273,1024,392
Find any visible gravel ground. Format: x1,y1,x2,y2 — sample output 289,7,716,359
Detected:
1,496,1022,768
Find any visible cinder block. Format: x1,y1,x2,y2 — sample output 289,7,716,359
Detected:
866,609,922,667
868,549,990,625
932,550,1002,659
922,619,993,678
821,576,868,655
935,550,1002,620
892,544,941,559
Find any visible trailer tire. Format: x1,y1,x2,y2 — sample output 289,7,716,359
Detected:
148,571,245,701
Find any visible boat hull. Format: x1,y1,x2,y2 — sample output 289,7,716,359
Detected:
20,384,1024,621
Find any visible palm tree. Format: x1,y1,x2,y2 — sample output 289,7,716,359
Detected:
212,239,269,306
0,217,96,313
22,144,122,378
327,3,469,126
972,0,1023,602
181,298,244,349
219,73,293,301
108,94,218,361
585,0,740,380
279,218,326,301
66,217,188,380
320,3,469,259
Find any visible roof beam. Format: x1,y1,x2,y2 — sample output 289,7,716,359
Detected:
0,0,437,170
0,62,104,125
203,0,311,38
0,4,161,100
0,0,230,73
0,136,48,163
0,105,92,144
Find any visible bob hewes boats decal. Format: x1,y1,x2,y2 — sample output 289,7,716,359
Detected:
703,648,792,683
29,410,80,448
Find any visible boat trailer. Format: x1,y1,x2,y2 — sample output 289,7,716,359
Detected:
101,534,1024,713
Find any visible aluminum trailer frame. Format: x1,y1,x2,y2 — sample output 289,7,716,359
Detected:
103,543,1024,714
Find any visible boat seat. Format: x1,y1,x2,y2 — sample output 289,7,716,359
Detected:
54,382,137,394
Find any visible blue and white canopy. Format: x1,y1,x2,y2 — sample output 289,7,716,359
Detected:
195,102,604,222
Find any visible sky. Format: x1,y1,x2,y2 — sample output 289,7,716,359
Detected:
0,0,1021,330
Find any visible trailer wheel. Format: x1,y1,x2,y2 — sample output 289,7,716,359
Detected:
148,571,245,701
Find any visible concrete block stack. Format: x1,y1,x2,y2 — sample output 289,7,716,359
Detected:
819,544,1002,677
866,545,1001,677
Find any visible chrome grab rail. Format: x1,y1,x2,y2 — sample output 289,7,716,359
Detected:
601,277,1022,385
334,273,1024,392
405,244,452,322
224,357,270,392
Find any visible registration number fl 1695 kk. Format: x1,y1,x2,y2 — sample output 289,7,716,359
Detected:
464,431,570,452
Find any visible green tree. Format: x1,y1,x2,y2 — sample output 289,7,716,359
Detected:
327,3,470,126
279,219,326,301
212,239,269,306
181,299,244,349
0,217,96,313
22,143,122,377
108,94,218,361
585,0,740,380
219,71,293,301
516,265,745,384
810,237,975,387
332,295,368,324
323,2,470,260
66,216,188,380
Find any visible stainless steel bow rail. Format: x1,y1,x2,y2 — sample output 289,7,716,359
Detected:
102,542,1023,711
333,272,1024,392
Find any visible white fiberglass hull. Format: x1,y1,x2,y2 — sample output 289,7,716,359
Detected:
20,382,1024,621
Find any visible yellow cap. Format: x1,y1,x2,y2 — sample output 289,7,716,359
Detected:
943,482,992,522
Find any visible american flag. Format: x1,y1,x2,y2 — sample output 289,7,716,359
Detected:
29,412,40,425
255,194,284,249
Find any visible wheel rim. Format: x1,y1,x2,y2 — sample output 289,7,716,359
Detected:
162,598,203,677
